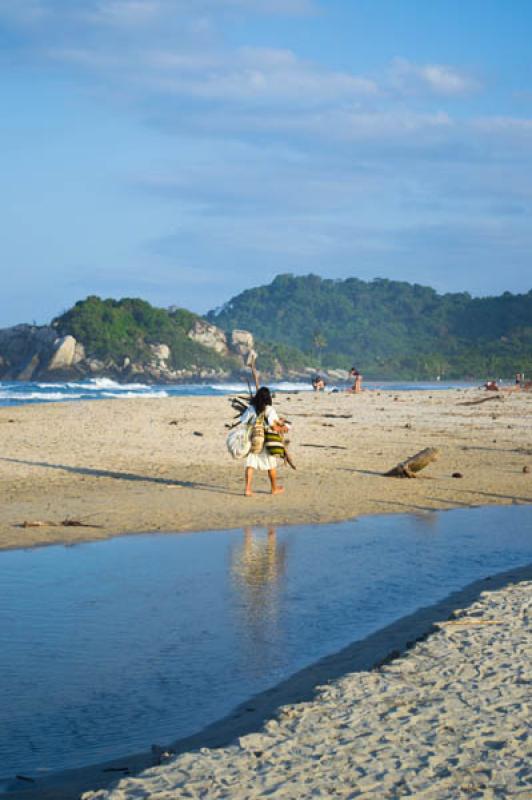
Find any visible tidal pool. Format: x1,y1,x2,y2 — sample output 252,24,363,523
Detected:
0,505,531,783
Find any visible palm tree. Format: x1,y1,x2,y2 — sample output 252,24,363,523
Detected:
313,331,327,366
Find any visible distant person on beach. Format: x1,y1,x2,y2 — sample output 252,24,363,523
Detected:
240,387,289,497
348,367,363,393
312,374,326,391
515,372,523,387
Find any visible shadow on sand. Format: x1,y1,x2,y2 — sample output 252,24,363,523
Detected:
0,457,239,496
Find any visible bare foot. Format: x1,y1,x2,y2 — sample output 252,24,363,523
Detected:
245,489,254,497
271,486,285,495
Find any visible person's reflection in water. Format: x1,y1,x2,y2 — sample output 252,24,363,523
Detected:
230,527,287,677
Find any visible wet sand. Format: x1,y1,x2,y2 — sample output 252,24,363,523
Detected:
1,388,531,550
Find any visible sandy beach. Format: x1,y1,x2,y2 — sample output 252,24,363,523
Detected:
1,388,531,550
79,569,532,800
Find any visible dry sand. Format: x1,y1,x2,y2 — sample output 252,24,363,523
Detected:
82,573,532,800
1,388,531,550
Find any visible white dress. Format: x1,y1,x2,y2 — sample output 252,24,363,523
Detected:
241,404,280,470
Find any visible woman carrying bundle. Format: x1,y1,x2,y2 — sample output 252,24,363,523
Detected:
240,387,289,497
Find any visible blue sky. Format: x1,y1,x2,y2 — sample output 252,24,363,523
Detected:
1,0,532,326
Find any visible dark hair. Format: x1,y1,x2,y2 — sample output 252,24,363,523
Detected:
251,386,272,415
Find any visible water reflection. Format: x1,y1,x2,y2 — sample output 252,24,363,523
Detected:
229,527,287,676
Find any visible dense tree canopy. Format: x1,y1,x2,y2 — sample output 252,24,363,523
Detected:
208,275,532,379
54,296,235,371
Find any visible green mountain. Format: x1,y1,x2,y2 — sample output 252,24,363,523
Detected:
207,274,532,379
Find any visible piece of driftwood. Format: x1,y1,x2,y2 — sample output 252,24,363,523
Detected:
19,520,56,528
18,519,103,529
301,443,348,450
385,447,439,478
458,395,503,407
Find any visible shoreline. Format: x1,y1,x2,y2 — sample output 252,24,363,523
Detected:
1,389,531,551
3,561,531,800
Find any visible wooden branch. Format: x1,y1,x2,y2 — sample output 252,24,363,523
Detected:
249,353,260,392
385,447,439,478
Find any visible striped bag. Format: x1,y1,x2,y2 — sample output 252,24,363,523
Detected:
264,430,285,457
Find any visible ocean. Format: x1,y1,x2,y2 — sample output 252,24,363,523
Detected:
0,378,480,408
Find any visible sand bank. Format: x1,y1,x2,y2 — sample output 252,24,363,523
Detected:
78,567,532,799
1,388,531,550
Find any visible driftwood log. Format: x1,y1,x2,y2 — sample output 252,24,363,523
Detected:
385,447,439,478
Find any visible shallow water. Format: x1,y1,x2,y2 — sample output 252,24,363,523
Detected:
0,505,530,781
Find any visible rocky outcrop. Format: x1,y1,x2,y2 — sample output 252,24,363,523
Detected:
149,343,171,366
187,320,229,355
46,335,78,372
231,329,255,364
0,325,57,380
0,320,259,383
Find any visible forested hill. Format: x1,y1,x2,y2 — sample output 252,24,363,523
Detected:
207,274,532,379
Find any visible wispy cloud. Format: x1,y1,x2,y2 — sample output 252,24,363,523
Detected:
142,46,378,103
390,58,481,96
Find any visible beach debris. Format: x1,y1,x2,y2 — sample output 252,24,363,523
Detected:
404,423,412,429
458,395,503,406
169,420,178,425
102,767,130,773
452,472,463,479
17,519,103,529
193,431,204,436
15,775,35,783
301,443,348,450
151,744,175,765
523,466,530,474
19,520,53,528
385,447,439,478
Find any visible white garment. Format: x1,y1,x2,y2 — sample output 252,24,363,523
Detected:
240,404,280,470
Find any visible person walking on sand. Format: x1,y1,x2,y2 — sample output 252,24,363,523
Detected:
240,387,289,497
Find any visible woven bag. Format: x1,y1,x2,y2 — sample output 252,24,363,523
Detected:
250,413,265,454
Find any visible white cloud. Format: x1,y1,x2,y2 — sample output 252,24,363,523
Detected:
390,58,480,96
145,46,378,103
